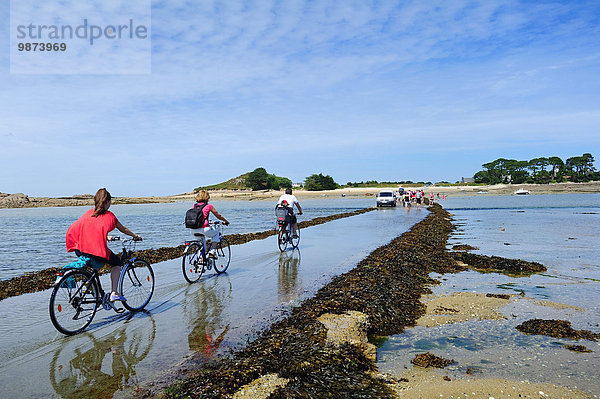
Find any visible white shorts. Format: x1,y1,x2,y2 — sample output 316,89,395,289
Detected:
190,226,220,242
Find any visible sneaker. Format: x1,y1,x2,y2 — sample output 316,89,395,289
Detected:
110,294,127,302
292,234,299,239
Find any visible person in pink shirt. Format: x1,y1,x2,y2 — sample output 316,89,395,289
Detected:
189,190,230,256
66,188,141,302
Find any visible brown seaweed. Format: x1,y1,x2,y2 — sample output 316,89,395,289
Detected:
450,252,546,274
565,344,592,353
516,319,600,341
485,293,510,300
411,352,455,368
451,244,479,251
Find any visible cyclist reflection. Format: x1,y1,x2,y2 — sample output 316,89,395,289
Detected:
183,275,232,358
50,315,156,399
278,249,301,303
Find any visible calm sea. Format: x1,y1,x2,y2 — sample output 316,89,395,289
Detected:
0,197,375,280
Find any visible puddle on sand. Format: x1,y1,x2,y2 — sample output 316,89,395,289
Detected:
378,196,600,397
377,313,600,396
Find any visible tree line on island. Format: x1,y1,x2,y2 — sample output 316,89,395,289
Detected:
473,153,598,184
195,153,598,193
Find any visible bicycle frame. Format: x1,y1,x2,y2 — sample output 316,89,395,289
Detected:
183,221,230,282
55,239,140,312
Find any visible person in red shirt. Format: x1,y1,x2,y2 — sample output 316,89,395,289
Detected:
66,188,141,302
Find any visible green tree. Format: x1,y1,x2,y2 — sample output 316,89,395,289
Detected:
304,173,338,191
566,153,597,182
547,156,565,181
582,153,596,175
503,159,530,184
246,167,269,190
473,170,490,183
268,175,292,190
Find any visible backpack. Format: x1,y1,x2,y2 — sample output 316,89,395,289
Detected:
275,204,293,226
185,203,207,228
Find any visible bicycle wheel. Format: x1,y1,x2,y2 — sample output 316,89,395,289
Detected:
214,238,231,274
49,269,101,335
277,225,289,252
121,259,154,312
291,225,300,248
182,243,204,283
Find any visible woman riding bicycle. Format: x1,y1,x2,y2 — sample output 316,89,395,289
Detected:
65,188,141,302
277,188,303,238
188,190,230,256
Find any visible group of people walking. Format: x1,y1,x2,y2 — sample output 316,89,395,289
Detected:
400,190,442,208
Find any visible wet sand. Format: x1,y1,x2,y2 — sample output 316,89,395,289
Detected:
389,293,592,398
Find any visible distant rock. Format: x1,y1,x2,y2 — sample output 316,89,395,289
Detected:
0,193,30,208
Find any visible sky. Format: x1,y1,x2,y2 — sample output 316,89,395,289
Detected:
1,0,599,197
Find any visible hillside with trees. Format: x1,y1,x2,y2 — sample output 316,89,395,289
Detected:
194,168,292,191
473,153,598,184
246,168,292,190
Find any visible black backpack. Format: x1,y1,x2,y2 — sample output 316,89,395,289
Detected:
185,203,207,228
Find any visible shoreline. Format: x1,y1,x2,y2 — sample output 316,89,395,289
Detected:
1,181,599,209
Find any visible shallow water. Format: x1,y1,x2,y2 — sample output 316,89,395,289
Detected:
377,193,600,396
0,205,425,399
0,198,374,280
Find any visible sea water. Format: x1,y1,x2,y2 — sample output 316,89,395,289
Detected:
377,193,600,396
0,197,374,280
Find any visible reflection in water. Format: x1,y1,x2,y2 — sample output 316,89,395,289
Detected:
49,314,156,399
278,249,301,303
183,275,232,359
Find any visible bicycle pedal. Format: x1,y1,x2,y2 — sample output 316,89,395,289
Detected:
108,301,125,313
102,293,112,310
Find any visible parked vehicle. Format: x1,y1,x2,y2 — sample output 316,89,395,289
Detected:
376,190,397,207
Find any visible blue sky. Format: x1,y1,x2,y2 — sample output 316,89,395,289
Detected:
1,0,599,197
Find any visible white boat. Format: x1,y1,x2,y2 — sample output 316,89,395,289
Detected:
513,188,530,195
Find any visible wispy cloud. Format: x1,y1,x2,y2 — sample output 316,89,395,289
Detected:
1,1,599,195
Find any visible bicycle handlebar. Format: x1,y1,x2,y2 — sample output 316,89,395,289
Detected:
122,237,142,243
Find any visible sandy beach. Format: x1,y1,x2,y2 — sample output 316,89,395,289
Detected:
2,181,599,208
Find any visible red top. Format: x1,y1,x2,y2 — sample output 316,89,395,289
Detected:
197,203,213,228
66,208,118,259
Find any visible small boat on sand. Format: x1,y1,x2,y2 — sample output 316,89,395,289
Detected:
513,188,530,195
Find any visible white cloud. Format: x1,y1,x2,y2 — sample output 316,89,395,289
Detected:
1,1,599,195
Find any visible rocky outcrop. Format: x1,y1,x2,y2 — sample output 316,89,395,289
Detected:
0,193,30,207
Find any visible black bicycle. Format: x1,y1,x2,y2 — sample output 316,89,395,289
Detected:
49,238,154,335
275,205,300,251
182,221,231,283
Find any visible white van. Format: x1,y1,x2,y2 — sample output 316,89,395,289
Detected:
376,190,397,207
